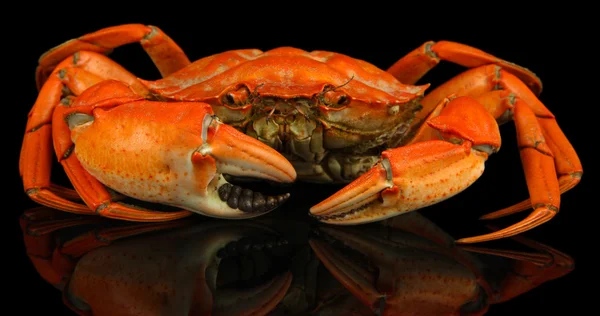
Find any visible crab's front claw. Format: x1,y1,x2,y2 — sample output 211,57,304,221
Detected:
68,98,296,220
206,117,297,184
191,115,297,218
310,140,489,224
310,96,499,226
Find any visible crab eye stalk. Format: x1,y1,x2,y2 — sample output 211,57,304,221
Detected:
322,90,350,108
222,86,250,107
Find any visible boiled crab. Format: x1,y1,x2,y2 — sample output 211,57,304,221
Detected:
21,24,582,243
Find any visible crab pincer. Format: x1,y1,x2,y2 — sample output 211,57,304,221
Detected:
60,81,296,220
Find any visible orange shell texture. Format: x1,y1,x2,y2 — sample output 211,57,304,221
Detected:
142,47,428,105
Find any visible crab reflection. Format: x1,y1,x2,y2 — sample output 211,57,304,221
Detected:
304,213,574,315
21,207,573,315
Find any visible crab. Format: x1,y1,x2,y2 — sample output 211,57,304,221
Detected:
21,24,582,244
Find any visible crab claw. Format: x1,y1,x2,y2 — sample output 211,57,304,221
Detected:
71,100,296,219
310,96,499,225
309,140,489,224
193,114,297,218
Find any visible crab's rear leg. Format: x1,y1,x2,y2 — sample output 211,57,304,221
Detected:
50,80,193,222
472,91,581,220
410,65,581,241
454,96,561,243
36,24,190,89
21,51,149,214
389,43,582,205
387,41,542,95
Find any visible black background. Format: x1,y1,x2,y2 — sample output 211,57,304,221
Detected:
10,5,592,315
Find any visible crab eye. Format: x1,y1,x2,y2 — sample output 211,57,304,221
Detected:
323,90,350,108
225,93,235,104
222,86,250,107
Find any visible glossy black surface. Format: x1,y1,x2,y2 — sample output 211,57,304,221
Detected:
17,192,576,315
13,9,590,315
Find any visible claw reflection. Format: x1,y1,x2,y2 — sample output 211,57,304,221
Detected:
21,207,293,316
307,213,574,315
21,207,573,315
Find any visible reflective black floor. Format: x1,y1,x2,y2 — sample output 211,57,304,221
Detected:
15,180,584,315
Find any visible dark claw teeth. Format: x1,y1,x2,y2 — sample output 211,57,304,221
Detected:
227,195,239,209
226,185,242,208
218,183,232,201
232,185,242,196
252,192,266,212
266,196,277,209
240,189,254,212
218,183,290,213
278,193,290,203
264,193,290,211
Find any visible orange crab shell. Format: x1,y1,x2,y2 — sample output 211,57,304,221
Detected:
141,46,429,106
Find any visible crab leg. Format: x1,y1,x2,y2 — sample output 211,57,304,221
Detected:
47,80,192,221
21,52,147,214
36,24,190,89
472,92,581,220
455,99,560,243
388,41,545,144
416,64,581,228
387,41,542,95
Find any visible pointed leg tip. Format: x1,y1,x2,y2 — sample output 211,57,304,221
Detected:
461,206,557,244
478,213,496,220
455,232,514,244
479,200,533,220
455,236,488,244
478,212,508,220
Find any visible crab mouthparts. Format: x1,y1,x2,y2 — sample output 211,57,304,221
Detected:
217,182,290,214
